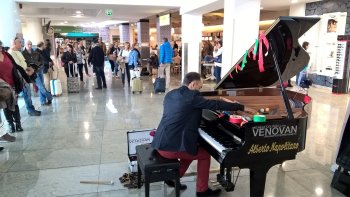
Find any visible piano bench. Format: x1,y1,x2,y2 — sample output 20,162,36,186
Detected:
136,144,181,197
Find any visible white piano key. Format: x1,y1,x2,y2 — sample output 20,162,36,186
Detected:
199,128,226,153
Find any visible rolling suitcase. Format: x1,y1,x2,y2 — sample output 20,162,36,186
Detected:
154,77,166,93
131,78,142,94
67,63,80,93
50,79,62,96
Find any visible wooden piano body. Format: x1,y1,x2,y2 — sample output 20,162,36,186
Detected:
198,16,320,197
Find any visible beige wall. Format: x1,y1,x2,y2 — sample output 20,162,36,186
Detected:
108,28,119,44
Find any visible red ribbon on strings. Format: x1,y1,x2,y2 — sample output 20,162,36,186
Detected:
258,32,269,72
229,73,233,79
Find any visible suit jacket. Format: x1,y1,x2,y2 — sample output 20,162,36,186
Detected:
152,86,244,155
88,46,105,67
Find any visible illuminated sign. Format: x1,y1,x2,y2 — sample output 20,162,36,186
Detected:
105,9,113,16
159,14,170,26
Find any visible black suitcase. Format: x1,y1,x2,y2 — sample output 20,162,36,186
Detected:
154,77,166,93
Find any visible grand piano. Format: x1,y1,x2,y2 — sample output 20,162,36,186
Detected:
198,16,320,197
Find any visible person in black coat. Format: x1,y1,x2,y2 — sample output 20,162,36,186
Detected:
61,44,77,78
88,43,106,89
152,72,251,196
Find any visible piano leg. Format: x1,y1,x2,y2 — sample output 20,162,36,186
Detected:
216,165,235,192
250,167,269,197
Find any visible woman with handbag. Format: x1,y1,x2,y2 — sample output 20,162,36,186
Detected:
0,40,32,133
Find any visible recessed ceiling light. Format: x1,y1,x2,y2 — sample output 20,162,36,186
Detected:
60,22,64,25
76,10,82,14
291,0,298,3
260,6,264,10
64,21,68,24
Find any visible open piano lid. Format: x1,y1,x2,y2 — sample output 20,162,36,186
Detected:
215,16,320,90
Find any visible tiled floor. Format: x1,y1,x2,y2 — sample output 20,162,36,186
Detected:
0,66,349,197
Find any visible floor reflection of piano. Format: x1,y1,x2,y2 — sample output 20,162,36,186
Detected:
198,16,320,197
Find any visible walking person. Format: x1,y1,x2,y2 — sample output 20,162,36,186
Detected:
88,42,106,89
107,43,116,75
79,40,90,77
159,37,173,89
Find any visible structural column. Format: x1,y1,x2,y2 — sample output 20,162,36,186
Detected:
22,18,43,45
181,14,203,79
119,23,130,44
0,0,22,47
222,0,261,77
156,14,172,46
137,19,150,66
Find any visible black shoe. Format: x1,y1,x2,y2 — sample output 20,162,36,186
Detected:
28,111,41,116
95,87,102,90
47,100,52,105
0,147,3,152
15,122,23,132
196,188,221,196
287,84,293,87
103,85,107,88
164,180,187,190
8,122,15,133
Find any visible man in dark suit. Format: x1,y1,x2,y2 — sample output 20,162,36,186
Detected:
152,72,246,196
88,42,106,89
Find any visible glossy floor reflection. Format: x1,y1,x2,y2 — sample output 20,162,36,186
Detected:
0,67,348,197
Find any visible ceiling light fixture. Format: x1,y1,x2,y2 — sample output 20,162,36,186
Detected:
64,21,68,24
260,7,264,10
291,0,298,3
76,10,82,14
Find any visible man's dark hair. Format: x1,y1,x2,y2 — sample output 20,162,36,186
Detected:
37,41,44,48
163,37,168,42
183,72,201,86
302,41,309,50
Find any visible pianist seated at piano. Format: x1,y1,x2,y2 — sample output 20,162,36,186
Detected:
151,72,252,196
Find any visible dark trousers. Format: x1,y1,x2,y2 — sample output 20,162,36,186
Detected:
121,63,131,86
94,66,106,88
109,60,115,73
64,63,76,78
77,63,84,81
83,60,89,75
3,105,21,124
214,66,221,84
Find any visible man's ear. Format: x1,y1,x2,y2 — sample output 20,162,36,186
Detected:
188,82,195,90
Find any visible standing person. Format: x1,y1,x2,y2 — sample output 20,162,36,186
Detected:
89,42,106,89
113,42,120,77
74,42,85,82
9,37,41,116
159,37,173,89
147,52,159,75
173,41,178,50
152,72,250,196
40,41,55,91
23,40,53,106
61,44,77,78
107,43,116,75
0,40,33,132
128,43,141,79
213,40,223,84
119,42,131,87
297,41,310,88
98,37,107,56
79,40,90,77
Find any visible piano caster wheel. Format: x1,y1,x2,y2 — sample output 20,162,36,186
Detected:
225,182,235,192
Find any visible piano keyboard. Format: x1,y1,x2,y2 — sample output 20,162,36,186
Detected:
199,128,227,153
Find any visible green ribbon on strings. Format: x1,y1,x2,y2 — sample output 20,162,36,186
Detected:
241,50,248,70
